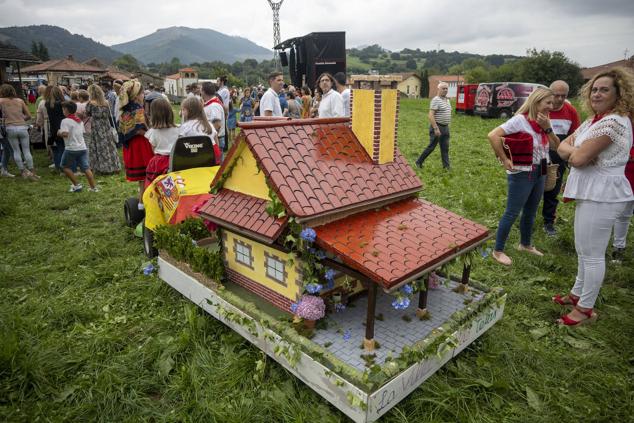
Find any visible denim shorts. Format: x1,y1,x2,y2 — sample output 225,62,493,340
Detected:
61,149,90,171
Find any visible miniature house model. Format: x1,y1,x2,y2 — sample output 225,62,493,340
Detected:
198,89,489,350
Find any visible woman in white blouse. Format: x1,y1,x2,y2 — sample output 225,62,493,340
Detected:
316,73,344,118
554,67,634,326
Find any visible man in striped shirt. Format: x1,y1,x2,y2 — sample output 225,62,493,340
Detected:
415,82,452,169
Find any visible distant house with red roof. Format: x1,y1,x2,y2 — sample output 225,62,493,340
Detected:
164,67,198,97
581,57,634,81
198,89,489,349
21,55,104,85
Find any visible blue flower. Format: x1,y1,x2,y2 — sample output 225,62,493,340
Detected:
392,296,411,310
143,263,155,275
335,303,346,313
305,283,323,294
481,248,491,258
325,279,335,290
343,329,351,341
315,250,327,260
290,302,298,313
401,284,413,295
324,268,336,281
300,228,317,243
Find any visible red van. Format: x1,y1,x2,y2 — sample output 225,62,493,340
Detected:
474,82,547,118
455,84,478,115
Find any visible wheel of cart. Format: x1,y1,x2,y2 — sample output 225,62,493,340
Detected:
124,197,145,227
140,135,221,258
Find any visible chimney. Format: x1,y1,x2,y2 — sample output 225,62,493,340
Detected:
350,88,399,164
67,55,74,62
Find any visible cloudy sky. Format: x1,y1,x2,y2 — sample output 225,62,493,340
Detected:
1,0,633,67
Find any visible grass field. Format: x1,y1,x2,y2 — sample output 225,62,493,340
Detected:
1,99,633,422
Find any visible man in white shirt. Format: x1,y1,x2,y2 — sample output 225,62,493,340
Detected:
333,72,350,117
317,73,345,118
201,82,226,155
260,72,284,117
217,76,231,113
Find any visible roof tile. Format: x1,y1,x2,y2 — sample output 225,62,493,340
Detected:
238,119,422,219
314,198,489,289
199,189,287,243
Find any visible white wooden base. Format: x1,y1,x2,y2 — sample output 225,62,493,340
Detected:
158,256,505,422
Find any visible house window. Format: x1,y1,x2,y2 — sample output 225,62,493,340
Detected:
233,239,254,269
407,86,410,94
264,252,287,285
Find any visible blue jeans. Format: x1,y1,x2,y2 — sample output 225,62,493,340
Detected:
416,124,450,169
1,137,13,170
495,167,545,251
6,127,33,171
52,139,77,172
61,149,90,171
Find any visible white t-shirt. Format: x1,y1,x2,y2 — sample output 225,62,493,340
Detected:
318,89,345,118
59,118,86,151
145,127,180,155
499,114,550,173
203,100,225,137
341,88,351,117
260,88,282,117
218,86,230,109
179,119,217,142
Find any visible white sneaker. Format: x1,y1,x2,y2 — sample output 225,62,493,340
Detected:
1,169,15,177
48,163,56,169
88,186,101,192
69,184,83,192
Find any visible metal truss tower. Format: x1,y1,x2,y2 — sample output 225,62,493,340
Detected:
268,0,284,69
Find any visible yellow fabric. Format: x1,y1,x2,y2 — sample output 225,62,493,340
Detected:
118,79,142,110
143,167,219,230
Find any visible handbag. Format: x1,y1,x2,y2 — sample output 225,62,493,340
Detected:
501,131,533,167
544,163,559,191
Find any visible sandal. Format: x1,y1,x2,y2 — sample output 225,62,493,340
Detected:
556,306,597,326
552,293,579,308
492,250,512,266
517,244,544,256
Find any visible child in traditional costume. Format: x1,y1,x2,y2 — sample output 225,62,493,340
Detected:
118,80,154,207
144,98,179,188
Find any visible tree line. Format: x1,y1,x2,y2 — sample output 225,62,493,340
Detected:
111,45,584,95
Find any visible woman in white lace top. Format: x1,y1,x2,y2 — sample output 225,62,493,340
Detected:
554,67,634,326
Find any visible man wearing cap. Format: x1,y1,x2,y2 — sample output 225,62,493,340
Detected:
415,81,452,170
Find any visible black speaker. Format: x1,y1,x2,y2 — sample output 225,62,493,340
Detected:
279,51,288,67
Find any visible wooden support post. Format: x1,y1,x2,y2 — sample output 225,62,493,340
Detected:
456,263,471,294
364,283,377,351
416,276,430,319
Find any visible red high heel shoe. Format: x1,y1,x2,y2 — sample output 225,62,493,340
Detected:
552,293,579,308
556,306,597,326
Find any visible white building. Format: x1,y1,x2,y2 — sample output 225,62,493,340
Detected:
164,67,199,97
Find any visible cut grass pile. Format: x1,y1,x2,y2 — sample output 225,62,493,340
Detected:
1,99,633,422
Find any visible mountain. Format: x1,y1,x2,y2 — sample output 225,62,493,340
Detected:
0,25,122,63
112,26,272,65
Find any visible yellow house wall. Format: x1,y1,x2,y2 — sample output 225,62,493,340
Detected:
351,89,376,159
222,142,270,200
397,76,421,98
224,230,301,301
379,89,397,164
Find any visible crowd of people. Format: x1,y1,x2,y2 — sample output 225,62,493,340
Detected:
415,68,634,327
2,67,633,327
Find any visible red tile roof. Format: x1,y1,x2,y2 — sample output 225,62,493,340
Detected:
198,189,287,244
218,118,422,221
314,198,490,290
21,58,104,73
